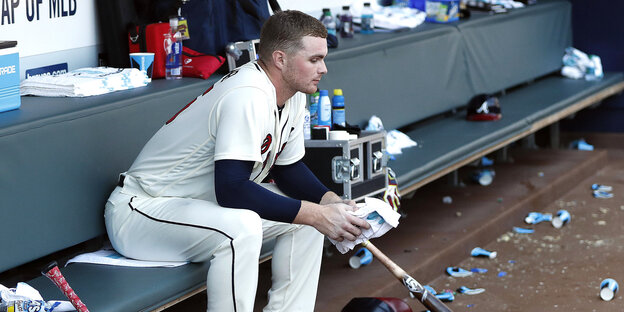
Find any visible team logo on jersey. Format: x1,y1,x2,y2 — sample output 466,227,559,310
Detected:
261,134,272,154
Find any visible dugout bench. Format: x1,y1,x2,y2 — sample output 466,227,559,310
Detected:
1,0,623,311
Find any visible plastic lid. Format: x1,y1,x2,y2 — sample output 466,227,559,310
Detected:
364,2,371,7
319,90,329,96
342,5,350,10
349,256,362,269
333,89,343,96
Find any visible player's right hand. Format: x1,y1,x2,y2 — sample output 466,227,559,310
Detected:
315,203,370,242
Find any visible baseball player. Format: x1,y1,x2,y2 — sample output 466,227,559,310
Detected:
104,10,369,312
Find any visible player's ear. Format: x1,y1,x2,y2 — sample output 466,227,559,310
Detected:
272,50,286,70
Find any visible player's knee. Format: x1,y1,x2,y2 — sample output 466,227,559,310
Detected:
233,210,263,244
300,224,324,245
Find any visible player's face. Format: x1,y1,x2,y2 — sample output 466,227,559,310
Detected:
283,36,328,94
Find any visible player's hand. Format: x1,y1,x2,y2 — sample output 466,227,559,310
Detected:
315,203,370,242
341,199,357,211
319,192,357,211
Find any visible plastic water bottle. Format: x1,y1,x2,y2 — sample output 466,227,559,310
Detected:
165,17,183,80
303,106,311,140
332,89,346,127
361,2,374,34
340,6,354,38
321,8,337,36
309,90,320,126
317,90,332,128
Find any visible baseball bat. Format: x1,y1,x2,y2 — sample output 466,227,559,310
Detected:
41,261,90,312
361,240,453,312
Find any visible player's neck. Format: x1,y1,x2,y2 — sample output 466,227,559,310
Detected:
258,58,295,108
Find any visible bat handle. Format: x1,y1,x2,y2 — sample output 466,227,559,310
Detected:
41,262,90,312
362,241,454,312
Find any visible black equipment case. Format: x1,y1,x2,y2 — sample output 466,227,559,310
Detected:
302,131,388,200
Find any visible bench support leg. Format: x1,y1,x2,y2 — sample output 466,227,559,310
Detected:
496,146,509,162
447,170,459,187
549,122,560,149
521,133,538,149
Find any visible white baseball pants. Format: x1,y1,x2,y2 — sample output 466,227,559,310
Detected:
104,175,324,312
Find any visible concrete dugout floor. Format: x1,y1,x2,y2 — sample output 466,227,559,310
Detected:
168,132,624,312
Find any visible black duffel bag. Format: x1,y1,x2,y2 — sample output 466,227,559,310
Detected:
181,0,281,56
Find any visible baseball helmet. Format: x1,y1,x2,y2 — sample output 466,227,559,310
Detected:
466,94,502,121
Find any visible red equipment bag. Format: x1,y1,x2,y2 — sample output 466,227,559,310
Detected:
342,297,413,312
182,47,225,80
129,23,225,79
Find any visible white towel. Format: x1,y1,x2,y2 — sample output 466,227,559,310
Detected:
386,129,418,155
21,67,150,97
329,197,401,254
352,5,426,30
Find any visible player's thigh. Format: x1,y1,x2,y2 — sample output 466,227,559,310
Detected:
112,195,263,262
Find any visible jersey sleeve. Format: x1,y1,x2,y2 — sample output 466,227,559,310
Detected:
275,92,306,165
214,87,270,163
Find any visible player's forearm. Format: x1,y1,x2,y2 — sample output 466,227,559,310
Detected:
292,200,322,227
272,161,329,203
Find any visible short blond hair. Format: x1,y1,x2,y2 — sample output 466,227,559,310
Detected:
258,10,327,62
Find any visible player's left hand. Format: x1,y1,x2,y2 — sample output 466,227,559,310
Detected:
320,192,357,211
341,199,357,211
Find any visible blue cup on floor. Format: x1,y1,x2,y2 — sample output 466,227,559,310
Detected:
349,247,373,269
129,52,155,79
552,209,571,228
471,247,497,259
600,278,619,301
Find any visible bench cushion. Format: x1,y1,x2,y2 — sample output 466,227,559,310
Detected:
391,73,624,190
28,262,210,312
25,242,275,312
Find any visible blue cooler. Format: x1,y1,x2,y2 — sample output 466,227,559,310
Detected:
425,0,459,23
0,41,20,113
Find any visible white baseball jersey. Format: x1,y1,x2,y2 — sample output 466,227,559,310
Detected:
125,61,307,201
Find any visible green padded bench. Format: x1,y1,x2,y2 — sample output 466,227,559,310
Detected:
392,73,624,194
2,1,623,311
0,77,275,312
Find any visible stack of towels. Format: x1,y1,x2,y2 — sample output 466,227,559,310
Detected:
21,67,150,97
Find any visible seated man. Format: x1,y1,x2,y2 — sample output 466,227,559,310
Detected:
104,10,369,312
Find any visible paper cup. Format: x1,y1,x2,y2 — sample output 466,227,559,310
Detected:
129,52,155,79
349,247,373,269
329,130,350,141
600,278,619,301
552,209,571,229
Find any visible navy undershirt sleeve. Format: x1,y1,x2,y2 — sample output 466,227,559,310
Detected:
271,160,330,204
214,159,301,223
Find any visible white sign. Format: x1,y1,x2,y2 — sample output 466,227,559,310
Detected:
0,0,99,57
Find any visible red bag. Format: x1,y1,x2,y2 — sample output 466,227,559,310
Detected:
182,47,225,80
128,23,170,79
129,23,225,80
